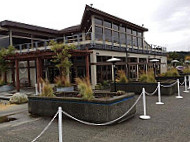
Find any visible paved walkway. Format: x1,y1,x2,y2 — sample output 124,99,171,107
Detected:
0,87,190,142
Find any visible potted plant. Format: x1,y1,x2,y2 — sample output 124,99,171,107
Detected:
50,40,76,92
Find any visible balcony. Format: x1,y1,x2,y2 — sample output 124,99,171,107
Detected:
13,32,166,56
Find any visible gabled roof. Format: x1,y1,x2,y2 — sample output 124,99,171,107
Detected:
60,5,148,34
81,5,148,32
0,20,59,35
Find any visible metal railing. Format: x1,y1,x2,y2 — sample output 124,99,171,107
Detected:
13,32,166,55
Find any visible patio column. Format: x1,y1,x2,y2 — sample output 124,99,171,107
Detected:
27,60,31,86
15,59,20,92
85,54,90,79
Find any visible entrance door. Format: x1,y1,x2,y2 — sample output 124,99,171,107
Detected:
129,65,137,80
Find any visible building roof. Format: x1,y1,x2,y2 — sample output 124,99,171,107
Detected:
0,20,59,35
0,5,148,35
81,5,148,32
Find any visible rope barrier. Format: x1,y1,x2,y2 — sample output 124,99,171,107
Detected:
179,81,185,86
31,111,59,142
61,92,143,126
145,86,158,96
160,81,177,88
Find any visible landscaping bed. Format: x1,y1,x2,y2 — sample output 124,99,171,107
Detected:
110,80,177,95
28,92,136,123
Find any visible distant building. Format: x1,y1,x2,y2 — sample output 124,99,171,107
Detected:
0,5,167,91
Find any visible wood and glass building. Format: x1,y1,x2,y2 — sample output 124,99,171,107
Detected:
0,5,167,91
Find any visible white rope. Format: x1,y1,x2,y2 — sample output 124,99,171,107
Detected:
160,81,177,88
31,111,59,142
62,93,143,126
145,86,158,96
180,81,185,86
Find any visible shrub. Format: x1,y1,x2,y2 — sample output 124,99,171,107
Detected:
75,77,94,100
116,90,125,95
116,70,128,83
10,93,28,104
40,79,55,97
54,76,71,87
161,68,179,77
139,71,156,83
183,67,190,74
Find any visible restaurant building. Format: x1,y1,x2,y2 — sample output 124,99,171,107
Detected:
0,5,167,91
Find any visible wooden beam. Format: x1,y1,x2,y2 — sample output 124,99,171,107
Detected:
85,54,90,79
36,58,42,90
15,59,20,92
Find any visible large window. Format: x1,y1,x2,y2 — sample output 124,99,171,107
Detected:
120,33,125,44
95,26,103,40
113,24,119,31
133,36,138,47
104,20,111,28
95,18,103,25
138,38,143,47
127,35,132,45
113,31,119,43
105,28,112,42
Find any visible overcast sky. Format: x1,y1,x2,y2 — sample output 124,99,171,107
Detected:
0,0,189,51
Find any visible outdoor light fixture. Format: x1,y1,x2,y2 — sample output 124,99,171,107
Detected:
107,57,121,92
171,60,179,67
150,59,159,77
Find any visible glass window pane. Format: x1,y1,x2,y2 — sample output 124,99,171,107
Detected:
113,31,119,43
138,38,143,47
138,32,142,37
127,35,132,45
104,20,111,28
113,24,119,31
120,33,125,44
95,26,103,40
95,18,103,25
105,28,112,42
133,30,137,36
120,27,125,32
133,36,138,47
127,28,132,34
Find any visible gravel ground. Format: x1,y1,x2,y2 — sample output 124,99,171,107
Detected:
0,87,190,142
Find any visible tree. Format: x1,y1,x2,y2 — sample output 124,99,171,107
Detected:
50,40,76,87
0,46,15,82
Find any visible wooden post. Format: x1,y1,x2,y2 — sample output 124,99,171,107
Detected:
15,59,20,92
12,62,15,86
85,54,90,79
27,60,31,86
4,71,7,83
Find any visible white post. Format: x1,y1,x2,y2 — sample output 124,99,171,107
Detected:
156,82,164,104
58,107,63,142
188,75,190,90
35,83,38,96
176,79,183,99
139,88,151,120
183,76,189,93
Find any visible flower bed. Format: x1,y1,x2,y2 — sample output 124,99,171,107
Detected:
110,80,177,95
28,92,136,123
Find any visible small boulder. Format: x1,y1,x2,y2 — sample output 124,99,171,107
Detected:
10,93,28,104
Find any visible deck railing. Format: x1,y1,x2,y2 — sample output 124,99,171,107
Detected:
13,32,166,55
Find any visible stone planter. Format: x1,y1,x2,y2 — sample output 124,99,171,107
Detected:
56,86,74,92
156,76,184,83
111,80,177,95
0,85,14,93
28,92,136,123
